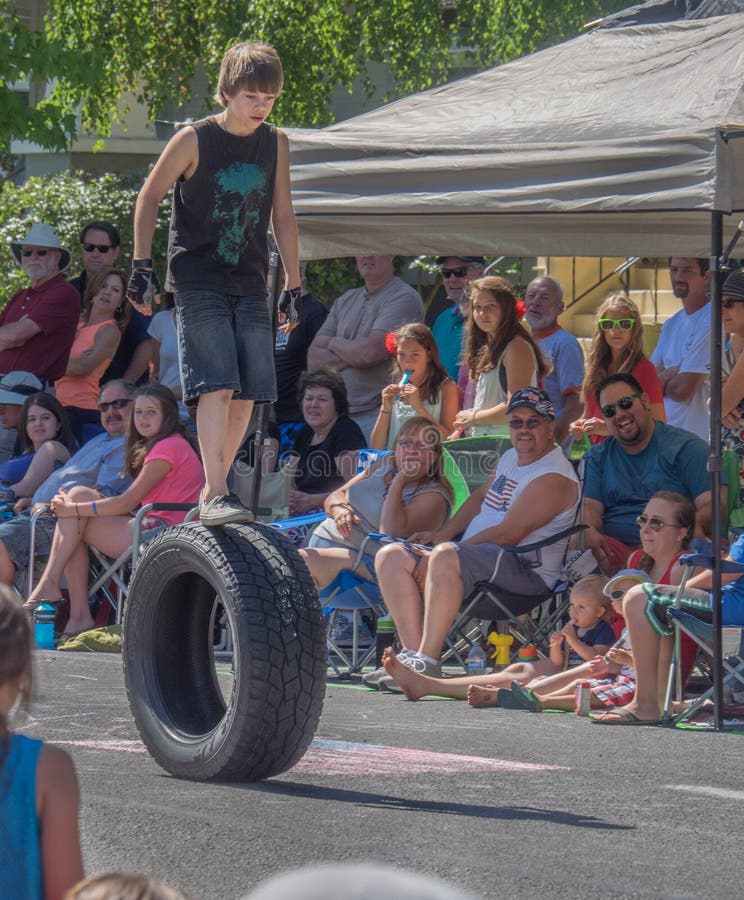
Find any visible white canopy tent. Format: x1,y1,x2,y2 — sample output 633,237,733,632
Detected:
289,14,744,260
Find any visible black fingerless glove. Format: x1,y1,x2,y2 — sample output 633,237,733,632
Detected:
127,266,161,308
277,287,302,325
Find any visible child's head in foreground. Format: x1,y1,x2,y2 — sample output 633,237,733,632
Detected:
63,871,191,900
0,584,32,740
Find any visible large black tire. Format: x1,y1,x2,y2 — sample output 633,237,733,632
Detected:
122,522,326,781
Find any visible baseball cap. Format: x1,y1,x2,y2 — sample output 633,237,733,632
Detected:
0,372,43,406
603,568,649,600
435,256,485,266
506,387,555,419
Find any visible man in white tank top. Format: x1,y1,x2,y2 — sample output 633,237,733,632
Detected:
370,388,580,688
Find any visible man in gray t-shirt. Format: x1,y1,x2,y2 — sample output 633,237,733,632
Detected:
308,256,423,440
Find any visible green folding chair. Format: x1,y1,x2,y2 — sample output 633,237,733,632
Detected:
442,433,512,495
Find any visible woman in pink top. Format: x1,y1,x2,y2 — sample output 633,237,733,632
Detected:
24,384,204,639
55,267,129,445
569,294,665,445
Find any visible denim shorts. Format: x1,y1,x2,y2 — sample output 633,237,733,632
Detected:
0,513,56,570
174,290,277,402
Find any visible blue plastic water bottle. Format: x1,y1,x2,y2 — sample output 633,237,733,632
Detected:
34,602,56,650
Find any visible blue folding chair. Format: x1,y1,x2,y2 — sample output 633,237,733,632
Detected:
663,551,744,725
320,567,386,678
270,515,387,677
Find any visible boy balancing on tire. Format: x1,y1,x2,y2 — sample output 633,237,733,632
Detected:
129,41,301,526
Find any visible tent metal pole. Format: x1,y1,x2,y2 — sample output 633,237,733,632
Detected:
710,211,724,731
249,240,281,516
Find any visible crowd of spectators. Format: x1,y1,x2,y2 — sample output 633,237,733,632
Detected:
3,221,734,727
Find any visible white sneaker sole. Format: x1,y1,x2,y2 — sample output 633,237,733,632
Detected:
199,502,254,527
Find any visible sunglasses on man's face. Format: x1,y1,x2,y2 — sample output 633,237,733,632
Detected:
507,416,544,430
600,392,641,419
82,242,114,253
97,398,131,412
21,248,49,258
598,317,635,331
441,266,468,279
722,298,744,310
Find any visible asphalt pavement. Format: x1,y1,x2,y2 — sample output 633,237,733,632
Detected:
18,650,744,899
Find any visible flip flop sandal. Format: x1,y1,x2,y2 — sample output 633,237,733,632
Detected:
591,707,661,726
496,688,528,710
509,680,543,712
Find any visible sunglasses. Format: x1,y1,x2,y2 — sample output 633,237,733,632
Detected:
635,514,679,532
21,248,49,258
441,266,468,279
600,392,641,419
82,242,114,253
598,317,635,331
507,416,544,430
97,398,132,412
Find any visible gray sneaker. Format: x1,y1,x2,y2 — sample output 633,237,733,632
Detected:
379,653,442,692
361,648,414,689
200,493,254,527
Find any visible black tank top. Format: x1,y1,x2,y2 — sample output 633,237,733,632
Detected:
166,116,278,295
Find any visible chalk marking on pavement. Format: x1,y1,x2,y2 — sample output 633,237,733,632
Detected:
665,784,744,801
55,736,570,774
294,740,570,775
56,739,149,754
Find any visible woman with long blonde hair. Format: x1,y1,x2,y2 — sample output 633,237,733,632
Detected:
300,416,453,591
569,293,664,445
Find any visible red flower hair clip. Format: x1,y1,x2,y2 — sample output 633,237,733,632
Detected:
385,331,398,355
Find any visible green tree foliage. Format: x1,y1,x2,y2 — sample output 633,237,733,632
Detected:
0,170,170,304
457,1,628,69
1,0,628,150
0,168,361,307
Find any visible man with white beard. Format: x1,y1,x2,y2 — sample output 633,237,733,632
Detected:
524,275,584,445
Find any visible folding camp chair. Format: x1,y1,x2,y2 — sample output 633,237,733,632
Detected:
270,510,325,547
268,443,472,676
444,523,587,669
272,519,388,677
230,455,298,523
357,446,470,513
723,448,744,539
320,567,386,677
442,433,511,494
87,502,198,623
663,551,744,725
442,448,593,669
27,502,198,624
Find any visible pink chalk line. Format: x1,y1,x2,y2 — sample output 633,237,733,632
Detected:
54,737,570,775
